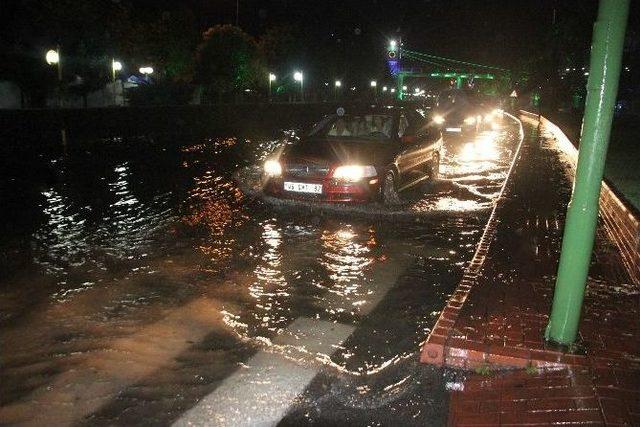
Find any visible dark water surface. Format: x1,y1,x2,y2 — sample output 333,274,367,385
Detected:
0,118,521,426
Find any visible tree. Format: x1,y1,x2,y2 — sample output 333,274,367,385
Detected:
195,25,262,101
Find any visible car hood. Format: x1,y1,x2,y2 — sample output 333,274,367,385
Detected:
281,138,396,167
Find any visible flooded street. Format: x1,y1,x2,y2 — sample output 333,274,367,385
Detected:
1,117,521,426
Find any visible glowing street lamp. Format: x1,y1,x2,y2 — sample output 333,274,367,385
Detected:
46,47,63,107
390,40,397,49
333,80,342,101
268,73,276,100
382,86,388,92
293,71,303,102
370,80,377,87
111,59,123,105
46,49,59,65
139,66,154,75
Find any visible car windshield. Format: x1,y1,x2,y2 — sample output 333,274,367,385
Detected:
310,113,395,141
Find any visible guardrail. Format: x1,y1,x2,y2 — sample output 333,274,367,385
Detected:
520,110,639,285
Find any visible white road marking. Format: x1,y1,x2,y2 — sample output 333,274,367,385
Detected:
174,317,355,427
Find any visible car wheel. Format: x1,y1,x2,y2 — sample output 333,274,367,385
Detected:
382,171,401,205
429,153,440,181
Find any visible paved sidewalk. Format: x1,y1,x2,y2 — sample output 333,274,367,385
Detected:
422,120,639,425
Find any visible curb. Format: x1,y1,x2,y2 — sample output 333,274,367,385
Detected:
420,113,526,368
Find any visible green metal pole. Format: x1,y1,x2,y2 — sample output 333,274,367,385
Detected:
397,73,404,101
456,75,462,89
545,0,629,346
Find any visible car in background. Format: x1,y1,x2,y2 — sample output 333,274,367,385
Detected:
263,105,443,205
432,89,503,135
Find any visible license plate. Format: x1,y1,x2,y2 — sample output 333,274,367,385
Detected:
446,127,462,132
284,182,323,194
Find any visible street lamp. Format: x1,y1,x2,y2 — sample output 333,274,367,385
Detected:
370,80,377,87
334,80,342,100
382,86,388,92
294,71,303,102
370,80,377,100
139,66,154,75
268,73,276,101
46,47,62,106
46,49,59,65
111,59,123,105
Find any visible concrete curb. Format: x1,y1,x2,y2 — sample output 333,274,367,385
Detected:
420,113,527,367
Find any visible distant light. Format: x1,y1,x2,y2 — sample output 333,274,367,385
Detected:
335,80,342,87
565,67,570,72
294,71,303,82
350,86,356,91
324,82,329,86
625,66,630,71
390,40,397,49
46,49,59,65
382,86,388,91
139,66,154,75
370,80,377,87
244,88,251,92
584,71,589,76
414,87,420,93
269,73,276,81
402,85,407,91
112,60,123,72
390,88,396,93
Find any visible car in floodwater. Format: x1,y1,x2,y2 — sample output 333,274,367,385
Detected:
432,89,503,135
263,105,443,204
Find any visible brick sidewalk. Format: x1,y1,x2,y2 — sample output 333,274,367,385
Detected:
422,120,640,425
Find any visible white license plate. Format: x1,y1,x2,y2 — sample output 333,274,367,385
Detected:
445,127,462,132
284,182,323,194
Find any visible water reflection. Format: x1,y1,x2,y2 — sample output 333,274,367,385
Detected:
249,219,289,332
97,163,173,258
182,169,246,268
33,187,90,276
321,225,375,285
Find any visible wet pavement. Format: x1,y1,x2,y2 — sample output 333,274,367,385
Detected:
1,118,521,426
424,117,639,425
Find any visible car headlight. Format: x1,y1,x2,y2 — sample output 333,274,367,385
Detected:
464,116,476,125
264,159,282,176
332,165,377,182
433,114,445,125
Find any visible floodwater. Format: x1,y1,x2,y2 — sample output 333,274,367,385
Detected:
0,117,522,426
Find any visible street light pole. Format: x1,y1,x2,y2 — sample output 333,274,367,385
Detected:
545,0,630,346
46,45,63,106
294,71,303,103
111,59,122,106
268,73,276,102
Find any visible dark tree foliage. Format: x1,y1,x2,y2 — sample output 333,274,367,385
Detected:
195,25,262,100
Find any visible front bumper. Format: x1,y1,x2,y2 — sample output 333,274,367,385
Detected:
264,176,381,203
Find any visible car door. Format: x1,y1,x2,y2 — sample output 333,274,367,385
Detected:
396,111,428,187
414,113,442,172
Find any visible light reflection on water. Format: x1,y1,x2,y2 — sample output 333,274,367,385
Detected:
0,120,523,424
320,226,374,284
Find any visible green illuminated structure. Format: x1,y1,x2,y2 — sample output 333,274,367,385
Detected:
391,48,508,100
